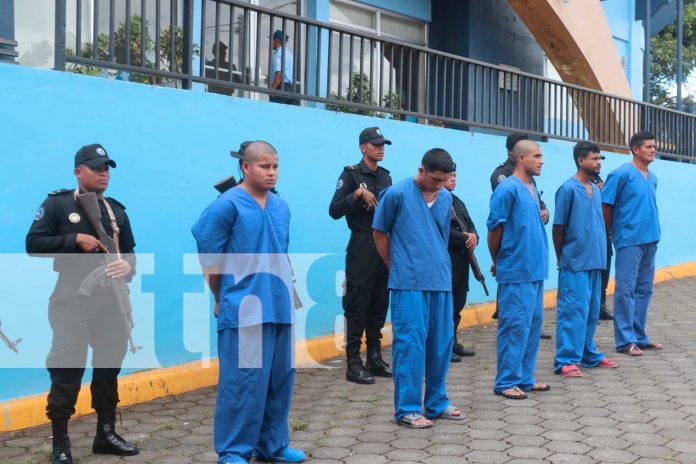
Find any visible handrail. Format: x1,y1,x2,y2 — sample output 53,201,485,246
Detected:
52,0,695,161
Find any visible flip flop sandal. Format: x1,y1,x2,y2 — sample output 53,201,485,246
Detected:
531,383,551,391
641,341,663,350
495,387,528,400
597,358,619,368
620,344,643,356
437,405,466,421
560,364,583,378
397,413,433,429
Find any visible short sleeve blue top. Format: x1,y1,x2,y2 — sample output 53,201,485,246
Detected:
601,163,660,250
273,47,294,84
191,187,293,330
553,177,607,271
372,177,453,291
486,176,549,283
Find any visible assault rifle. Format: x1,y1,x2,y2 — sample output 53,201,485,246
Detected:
0,320,21,353
76,192,141,354
451,208,489,296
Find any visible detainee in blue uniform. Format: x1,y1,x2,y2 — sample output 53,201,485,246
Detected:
487,140,549,400
602,131,661,356
552,142,618,378
373,148,463,429
191,141,304,464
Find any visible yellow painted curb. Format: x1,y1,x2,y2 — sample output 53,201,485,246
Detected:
3,260,695,432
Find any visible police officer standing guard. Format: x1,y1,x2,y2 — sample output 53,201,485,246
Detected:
491,133,552,340
444,170,478,362
590,173,615,321
26,144,139,464
330,127,393,384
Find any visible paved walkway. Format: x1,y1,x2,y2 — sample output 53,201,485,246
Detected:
2,276,696,464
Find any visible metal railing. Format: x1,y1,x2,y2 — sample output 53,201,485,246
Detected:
0,37,18,64
53,0,695,161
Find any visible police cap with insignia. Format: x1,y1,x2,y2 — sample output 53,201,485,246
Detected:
359,127,392,145
505,133,528,152
74,143,117,169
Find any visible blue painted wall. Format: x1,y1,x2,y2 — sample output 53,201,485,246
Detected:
601,0,645,100
2,63,696,402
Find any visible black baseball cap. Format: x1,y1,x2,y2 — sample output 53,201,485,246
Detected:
359,127,392,145
74,143,116,168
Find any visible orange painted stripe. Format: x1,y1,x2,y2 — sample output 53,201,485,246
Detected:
3,261,694,432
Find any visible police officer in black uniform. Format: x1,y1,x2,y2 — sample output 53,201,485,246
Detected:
590,173,614,321
490,133,552,339
444,170,478,362
329,127,393,384
26,144,139,464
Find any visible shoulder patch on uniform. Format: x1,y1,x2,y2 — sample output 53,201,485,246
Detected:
48,188,71,196
497,174,507,183
34,207,45,221
336,178,344,190
106,197,126,210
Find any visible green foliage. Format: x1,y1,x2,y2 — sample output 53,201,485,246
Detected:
66,15,198,88
650,0,696,108
325,72,402,118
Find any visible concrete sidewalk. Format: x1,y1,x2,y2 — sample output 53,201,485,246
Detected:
2,276,696,463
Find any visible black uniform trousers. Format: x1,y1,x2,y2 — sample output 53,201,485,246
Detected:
343,233,389,353
450,250,470,336
270,83,299,105
46,276,128,420
600,236,613,307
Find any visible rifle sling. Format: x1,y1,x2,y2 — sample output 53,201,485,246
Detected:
74,189,121,257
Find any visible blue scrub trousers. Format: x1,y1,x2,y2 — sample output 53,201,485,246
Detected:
495,281,544,393
390,290,453,422
554,270,604,372
613,242,657,351
215,324,294,464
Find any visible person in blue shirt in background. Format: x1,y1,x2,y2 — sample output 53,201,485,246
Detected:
373,149,465,429
192,141,304,464
269,30,298,106
552,142,619,378
602,131,662,357
487,139,550,400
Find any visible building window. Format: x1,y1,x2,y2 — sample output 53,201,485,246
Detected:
328,0,426,46
328,0,427,114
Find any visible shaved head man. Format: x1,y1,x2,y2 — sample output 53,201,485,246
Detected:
487,139,550,400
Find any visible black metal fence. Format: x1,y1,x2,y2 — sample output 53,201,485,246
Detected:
54,0,695,161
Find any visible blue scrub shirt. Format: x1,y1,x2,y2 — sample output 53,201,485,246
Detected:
554,177,607,271
601,163,660,250
192,187,293,330
372,177,452,291
486,176,548,283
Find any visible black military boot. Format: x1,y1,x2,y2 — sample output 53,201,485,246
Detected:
599,307,614,320
51,419,72,464
453,341,475,357
92,409,139,456
366,344,393,377
346,349,375,384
